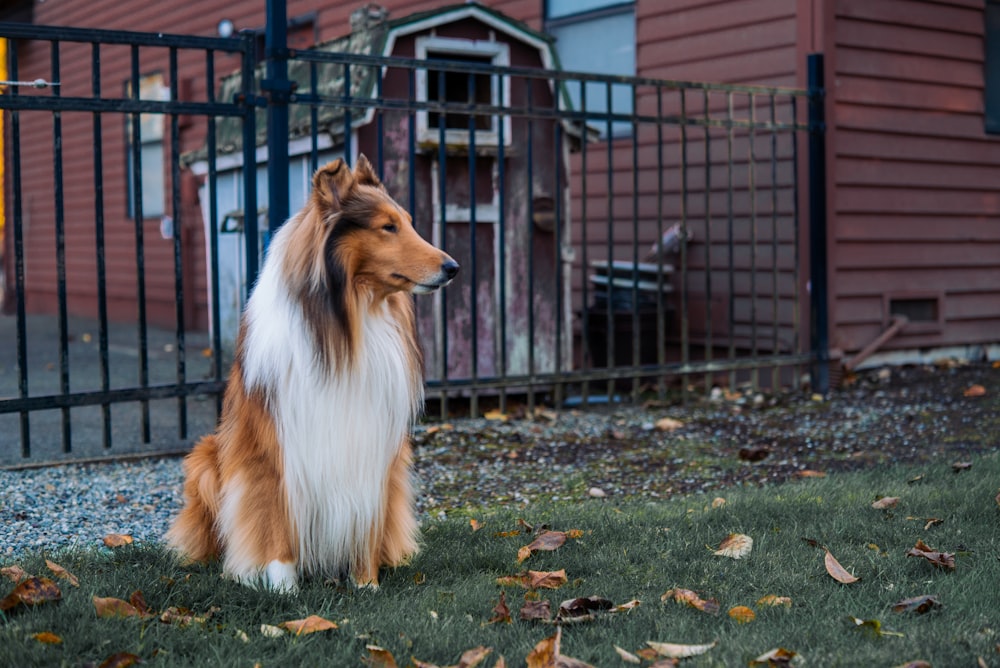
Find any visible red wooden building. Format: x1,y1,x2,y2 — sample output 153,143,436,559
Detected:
2,0,998,376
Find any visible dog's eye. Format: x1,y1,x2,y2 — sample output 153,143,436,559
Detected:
382,223,398,234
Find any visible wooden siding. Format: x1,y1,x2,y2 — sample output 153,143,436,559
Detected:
829,0,1000,353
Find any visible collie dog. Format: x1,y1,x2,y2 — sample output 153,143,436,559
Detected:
166,155,458,592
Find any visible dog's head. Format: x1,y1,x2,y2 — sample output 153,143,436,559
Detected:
310,155,459,297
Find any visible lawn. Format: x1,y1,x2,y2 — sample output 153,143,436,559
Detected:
2,453,998,667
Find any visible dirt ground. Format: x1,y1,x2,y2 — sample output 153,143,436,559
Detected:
410,362,1000,512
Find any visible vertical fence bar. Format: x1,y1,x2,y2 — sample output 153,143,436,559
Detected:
496,70,508,414
769,94,780,390
92,41,112,449
309,60,319,174
629,82,640,402
702,89,713,393
206,48,223,417
129,44,151,443
436,68,449,419
265,0,290,238
726,92,736,390
525,78,536,412
678,88,689,402
790,95,802,390
655,84,665,400
553,115,565,407
51,40,71,452
240,34,260,293
578,80,590,405
748,92,759,391
9,45,30,458
169,46,187,439
467,71,479,418
807,53,830,394
603,80,614,401
343,61,352,165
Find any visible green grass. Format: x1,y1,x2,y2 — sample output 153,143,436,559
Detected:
3,454,999,667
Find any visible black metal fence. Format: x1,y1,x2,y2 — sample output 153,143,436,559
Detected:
0,21,825,465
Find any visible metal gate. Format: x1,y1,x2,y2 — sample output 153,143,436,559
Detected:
0,20,826,465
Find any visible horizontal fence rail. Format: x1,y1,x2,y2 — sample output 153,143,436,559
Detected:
0,23,819,464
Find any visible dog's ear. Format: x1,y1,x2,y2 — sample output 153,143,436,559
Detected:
353,154,383,188
312,158,355,211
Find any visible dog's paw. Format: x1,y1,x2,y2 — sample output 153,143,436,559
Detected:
264,560,300,594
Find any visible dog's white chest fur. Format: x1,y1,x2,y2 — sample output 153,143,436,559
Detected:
240,241,418,577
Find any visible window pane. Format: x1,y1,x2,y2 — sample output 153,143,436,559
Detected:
550,9,635,136
547,0,630,20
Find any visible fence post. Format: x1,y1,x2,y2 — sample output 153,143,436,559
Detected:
264,0,291,241
807,53,830,394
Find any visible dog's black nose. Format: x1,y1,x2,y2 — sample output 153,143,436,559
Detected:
442,259,460,280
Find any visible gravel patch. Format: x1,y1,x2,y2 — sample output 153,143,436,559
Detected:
2,363,997,559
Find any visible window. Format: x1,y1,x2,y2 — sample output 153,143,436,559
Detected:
986,0,1000,133
125,73,168,219
415,36,511,147
545,0,636,138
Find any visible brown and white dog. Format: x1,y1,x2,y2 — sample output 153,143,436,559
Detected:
166,155,458,592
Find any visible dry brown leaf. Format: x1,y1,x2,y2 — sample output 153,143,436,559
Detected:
526,630,559,668
711,497,726,508
611,599,641,613
756,595,792,608
557,596,613,621
278,614,338,636
489,591,512,624
661,588,719,615
614,645,642,664
963,384,986,397
713,533,753,559
0,576,62,612
655,417,684,432
648,661,681,668
456,646,492,668
484,409,508,422
646,640,717,658
493,656,507,668
99,653,142,668
824,550,860,584
871,496,900,510
363,645,399,668
849,616,904,638
470,519,483,532
518,531,570,562
923,518,943,531
1,565,29,583
103,534,134,548
494,530,521,539
93,596,145,619
497,569,568,590
749,647,802,666
728,605,756,623
906,539,956,570
520,599,552,622
44,560,79,587
794,470,826,478
32,632,63,644
892,594,942,615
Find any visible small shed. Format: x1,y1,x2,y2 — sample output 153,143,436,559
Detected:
188,2,575,383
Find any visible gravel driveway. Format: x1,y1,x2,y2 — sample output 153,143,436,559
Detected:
2,362,997,559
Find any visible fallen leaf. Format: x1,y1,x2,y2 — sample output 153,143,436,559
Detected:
518,531,571,562
871,496,900,510
739,447,771,462
756,595,792,608
614,645,641,664
711,497,726,508
456,647,492,668
93,596,145,619
484,409,508,422
489,591,512,624
103,534,134,548
260,623,285,638
1,565,29,583
728,605,756,623
611,599,641,613
557,596,613,621
749,647,802,666
160,606,213,627
363,645,399,668
99,653,142,668
923,518,943,531
892,662,931,668
713,533,753,559
655,417,684,432
129,590,151,616
661,588,720,615
646,640,717,658
907,474,925,484
44,560,80,587
278,614,338,635
526,631,558,668
0,577,62,612
963,384,986,397
892,594,942,615
470,519,483,532
849,616,904,638
824,550,860,584
517,519,536,533
520,599,552,622
32,632,63,644
906,540,955,570
952,461,973,472
494,530,521,539
794,470,826,478
497,570,568,590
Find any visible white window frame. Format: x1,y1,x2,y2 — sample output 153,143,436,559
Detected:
415,36,512,148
